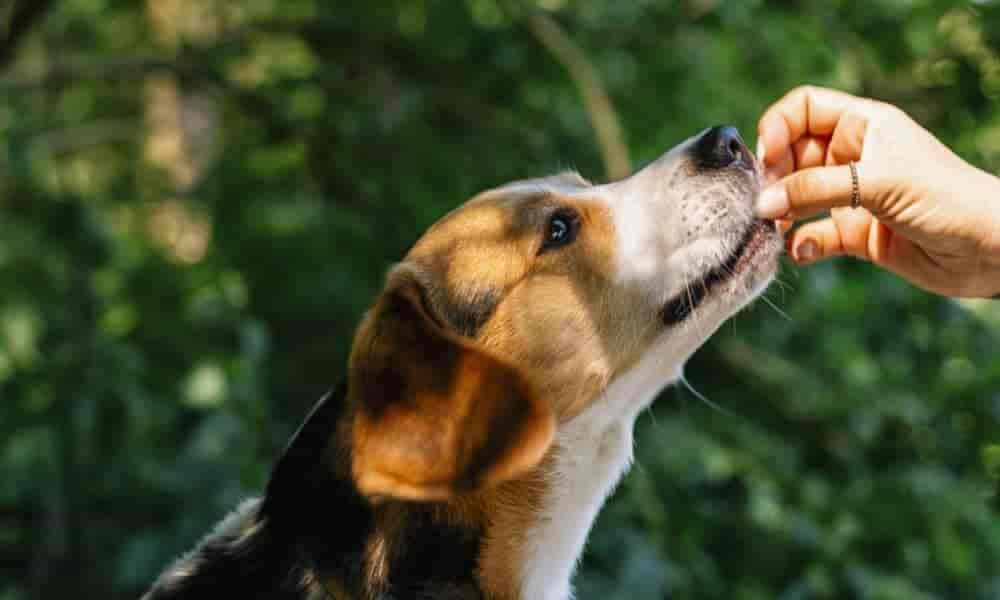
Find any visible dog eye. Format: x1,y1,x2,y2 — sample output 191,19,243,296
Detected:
541,209,580,253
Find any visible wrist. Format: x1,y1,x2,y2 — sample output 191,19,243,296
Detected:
971,169,1000,265
951,167,1000,298
981,207,1000,299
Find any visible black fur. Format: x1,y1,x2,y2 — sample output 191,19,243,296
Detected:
144,381,488,600
438,288,500,338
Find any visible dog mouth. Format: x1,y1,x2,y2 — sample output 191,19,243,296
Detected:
662,219,776,325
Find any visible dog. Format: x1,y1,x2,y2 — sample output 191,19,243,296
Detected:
143,125,781,600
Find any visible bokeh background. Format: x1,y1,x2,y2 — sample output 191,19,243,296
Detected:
2,1,1000,598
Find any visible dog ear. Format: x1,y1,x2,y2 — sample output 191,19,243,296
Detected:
348,268,555,501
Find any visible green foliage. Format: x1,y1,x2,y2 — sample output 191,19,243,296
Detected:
2,1,999,598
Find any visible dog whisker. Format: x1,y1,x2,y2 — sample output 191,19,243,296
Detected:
760,294,793,322
679,375,738,418
771,275,794,294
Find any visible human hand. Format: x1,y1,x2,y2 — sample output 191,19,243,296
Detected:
754,86,1000,298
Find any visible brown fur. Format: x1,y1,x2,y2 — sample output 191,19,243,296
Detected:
349,273,555,501
340,180,665,593
145,126,780,599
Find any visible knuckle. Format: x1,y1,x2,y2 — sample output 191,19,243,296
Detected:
870,100,907,123
785,172,814,205
783,85,815,105
793,87,813,107
877,101,901,115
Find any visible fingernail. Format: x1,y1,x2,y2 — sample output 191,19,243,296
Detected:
796,239,818,263
756,139,766,162
755,185,789,218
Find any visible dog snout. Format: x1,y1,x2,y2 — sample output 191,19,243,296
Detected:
689,125,753,171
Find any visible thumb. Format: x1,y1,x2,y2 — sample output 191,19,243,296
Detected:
755,163,871,220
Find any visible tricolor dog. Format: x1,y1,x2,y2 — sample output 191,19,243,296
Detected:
145,126,782,600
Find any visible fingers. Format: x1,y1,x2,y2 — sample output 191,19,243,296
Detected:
763,146,795,183
757,164,865,220
784,207,965,298
757,135,827,183
787,212,894,265
757,86,877,186
757,86,862,164
825,111,868,166
787,218,842,263
793,136,829,170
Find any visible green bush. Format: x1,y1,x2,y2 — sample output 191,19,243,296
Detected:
1,1,998,598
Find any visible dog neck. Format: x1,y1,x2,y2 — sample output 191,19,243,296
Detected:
146,357,679,600
501,352,684,599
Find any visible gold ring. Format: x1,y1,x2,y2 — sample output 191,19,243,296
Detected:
849,161,860,209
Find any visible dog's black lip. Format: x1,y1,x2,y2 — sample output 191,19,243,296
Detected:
662,219,775,325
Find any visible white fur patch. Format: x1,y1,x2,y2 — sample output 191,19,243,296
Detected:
518,339,689,600
518,134,776,599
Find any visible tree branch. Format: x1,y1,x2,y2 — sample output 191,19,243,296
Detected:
526,14,631,181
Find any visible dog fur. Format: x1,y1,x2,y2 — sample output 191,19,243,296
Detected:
144,126,781,600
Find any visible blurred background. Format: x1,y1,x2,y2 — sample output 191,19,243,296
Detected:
2,1,1000,598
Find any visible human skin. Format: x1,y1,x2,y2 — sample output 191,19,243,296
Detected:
754,85,1000,298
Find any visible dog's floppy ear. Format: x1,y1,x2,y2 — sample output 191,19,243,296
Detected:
349,267,554,501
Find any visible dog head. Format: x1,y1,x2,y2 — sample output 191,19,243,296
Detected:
348,126,782,501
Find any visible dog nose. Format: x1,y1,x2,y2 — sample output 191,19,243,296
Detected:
690,125,752,169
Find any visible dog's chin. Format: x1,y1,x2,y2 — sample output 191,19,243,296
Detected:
662,218,782,326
